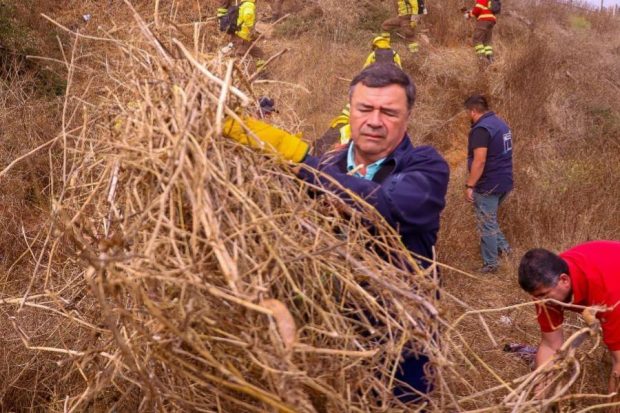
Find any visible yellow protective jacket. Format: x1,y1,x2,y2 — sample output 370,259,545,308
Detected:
397,0,424,16
363,49,402,68
236,0,256,41
329,104,350,129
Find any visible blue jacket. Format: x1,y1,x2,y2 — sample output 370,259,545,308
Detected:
467,111,513,194
299,136,449,263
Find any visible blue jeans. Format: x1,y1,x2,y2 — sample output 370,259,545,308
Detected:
473,191,510,267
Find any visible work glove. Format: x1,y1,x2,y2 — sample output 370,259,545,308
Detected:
223,116,309,163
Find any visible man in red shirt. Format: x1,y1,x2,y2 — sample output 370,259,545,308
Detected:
465,0,498,62
518,241,620,394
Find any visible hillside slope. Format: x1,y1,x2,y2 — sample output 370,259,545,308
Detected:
0,0,618,411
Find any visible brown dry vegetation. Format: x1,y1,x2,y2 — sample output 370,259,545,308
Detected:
0,0,618,411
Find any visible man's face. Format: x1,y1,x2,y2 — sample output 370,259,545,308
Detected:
349,83,410,162
530,274,572,303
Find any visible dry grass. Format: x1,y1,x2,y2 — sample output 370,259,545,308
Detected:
0,0,618,411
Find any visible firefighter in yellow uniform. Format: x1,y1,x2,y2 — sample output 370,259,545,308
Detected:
313,104,351,155
217,0,257,56
363,33,403,69
382,0,426,53
233,0,256,54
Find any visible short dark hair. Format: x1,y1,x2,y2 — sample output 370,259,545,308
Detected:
349,63,416,111
464,94,490,112
518,248,569,293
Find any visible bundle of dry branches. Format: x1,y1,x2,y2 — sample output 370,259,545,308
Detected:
32,5,445,412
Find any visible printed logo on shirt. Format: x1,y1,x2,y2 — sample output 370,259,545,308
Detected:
503,131,513,154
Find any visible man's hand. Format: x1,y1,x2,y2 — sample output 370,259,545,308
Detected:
223,116,309,163
533,329,564,399
536,329,563,368
466,147,486,199
465,187,474,202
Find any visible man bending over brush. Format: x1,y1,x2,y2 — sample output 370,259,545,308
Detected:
518,241,620,399
222,63,449,403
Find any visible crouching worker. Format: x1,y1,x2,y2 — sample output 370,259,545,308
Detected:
222,63,450,403
218,0,258,57
313,103,351,155
364,33,403,69
518,241,620,397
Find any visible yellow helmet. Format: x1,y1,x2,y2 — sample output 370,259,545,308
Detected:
371,33,391,49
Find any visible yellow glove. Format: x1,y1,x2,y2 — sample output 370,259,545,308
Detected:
223,117,309,163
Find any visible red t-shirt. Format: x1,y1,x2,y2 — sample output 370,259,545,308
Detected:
537,241,620,350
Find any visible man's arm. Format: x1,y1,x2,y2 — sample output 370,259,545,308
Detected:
299,147,449,232
536,328,564,368
465,147,487,202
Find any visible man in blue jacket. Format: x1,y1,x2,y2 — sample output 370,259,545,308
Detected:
299,64,449,265
464,94,513,273
223,63,450,402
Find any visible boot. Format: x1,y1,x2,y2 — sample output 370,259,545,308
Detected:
407,42,419,53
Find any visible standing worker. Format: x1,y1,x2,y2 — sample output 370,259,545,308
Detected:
464,94,513,273
222,63,450,402
518,241,620,399
464,0,499,62
382,0,426,54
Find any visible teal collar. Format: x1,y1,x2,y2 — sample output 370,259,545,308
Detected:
347,144,386,181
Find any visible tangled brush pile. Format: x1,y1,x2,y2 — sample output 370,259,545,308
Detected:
42,4,443,412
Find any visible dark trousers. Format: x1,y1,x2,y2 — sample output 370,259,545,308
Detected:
382,15,417,42
472,20,495,56
394,352,432,404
